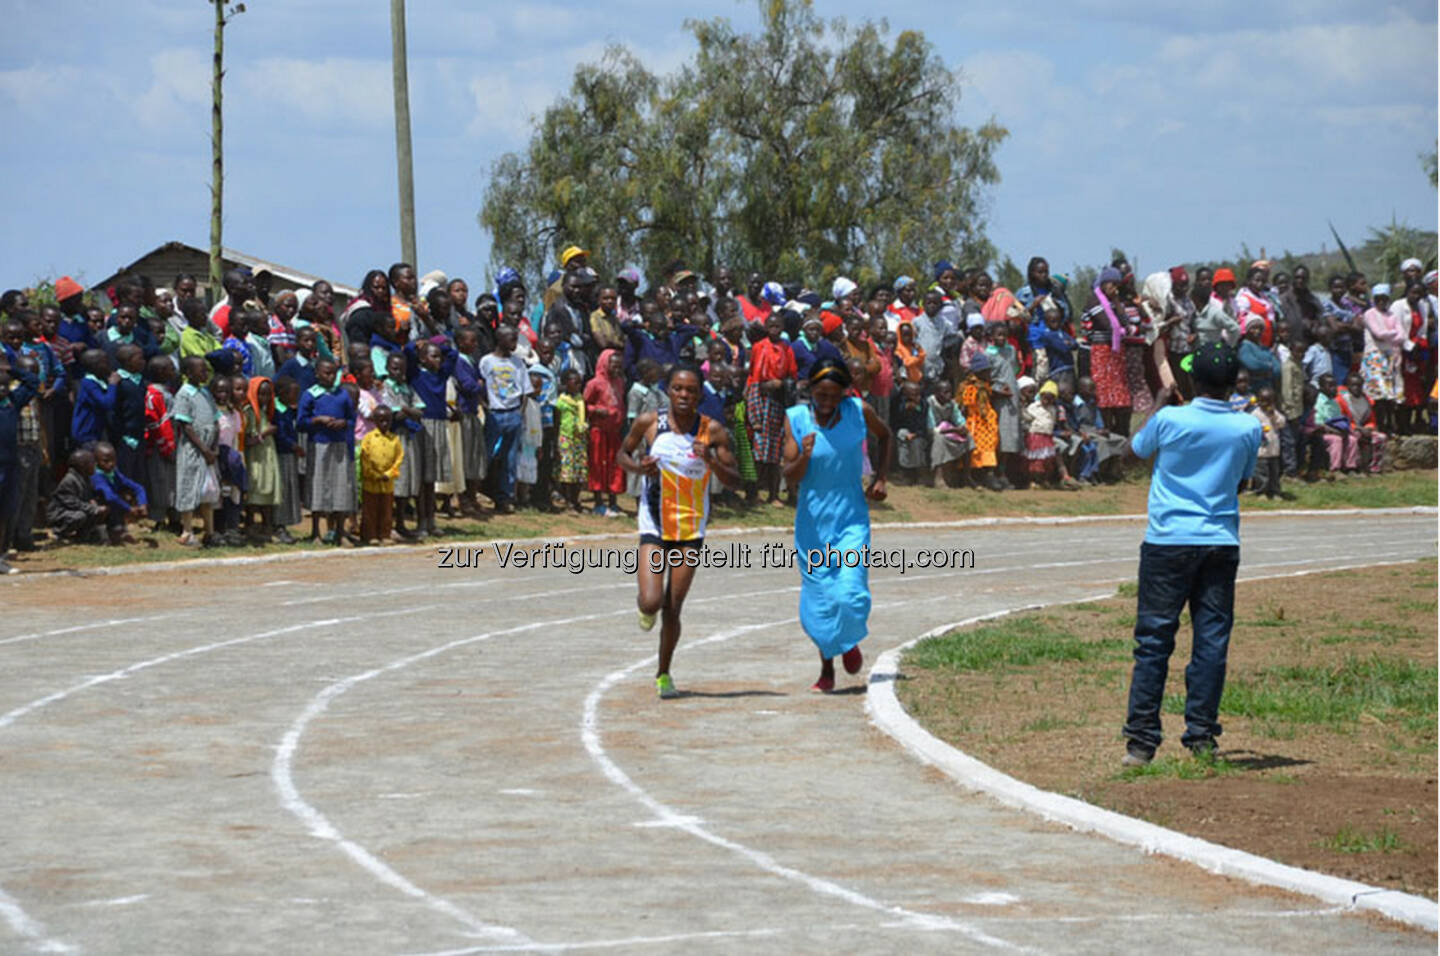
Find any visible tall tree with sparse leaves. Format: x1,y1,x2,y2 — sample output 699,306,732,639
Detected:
479,0,1006,289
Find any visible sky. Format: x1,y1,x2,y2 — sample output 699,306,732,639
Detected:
1,0,1436,292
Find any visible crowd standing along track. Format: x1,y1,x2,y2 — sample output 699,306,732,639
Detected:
0,513,1434,954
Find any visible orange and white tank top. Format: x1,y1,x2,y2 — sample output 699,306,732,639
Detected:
638,413,712,542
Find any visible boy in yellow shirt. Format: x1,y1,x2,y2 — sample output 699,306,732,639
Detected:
360,405,404,544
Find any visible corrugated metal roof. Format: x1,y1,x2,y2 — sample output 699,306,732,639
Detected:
90,240,360,297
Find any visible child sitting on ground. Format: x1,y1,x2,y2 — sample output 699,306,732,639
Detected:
90,441,148,544
46,449,107,544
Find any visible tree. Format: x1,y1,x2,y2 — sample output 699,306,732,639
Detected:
1423,142,1437,189
479,0,1006,289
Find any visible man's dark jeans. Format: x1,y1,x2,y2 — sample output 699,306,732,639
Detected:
1123,542,1240,753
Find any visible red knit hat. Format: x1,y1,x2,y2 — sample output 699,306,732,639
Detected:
1212,268,1236,285
820,310,845,335
54,276,84,302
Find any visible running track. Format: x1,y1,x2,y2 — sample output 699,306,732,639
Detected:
1,512,1434,954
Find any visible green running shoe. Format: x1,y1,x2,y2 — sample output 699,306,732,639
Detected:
638,610,657,631
656,674,680,699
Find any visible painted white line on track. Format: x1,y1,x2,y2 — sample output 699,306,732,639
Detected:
0,886,74,954
865,558,1439,933
403,925,791,955
580,616,1021,950
0,606,424,953
7,505,1430,580
0,614,183,647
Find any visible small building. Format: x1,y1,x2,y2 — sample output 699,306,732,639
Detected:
90,241,359,310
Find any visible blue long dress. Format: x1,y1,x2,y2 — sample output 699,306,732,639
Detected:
788,397,871,659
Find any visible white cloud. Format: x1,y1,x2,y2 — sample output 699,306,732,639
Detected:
235,57,392,130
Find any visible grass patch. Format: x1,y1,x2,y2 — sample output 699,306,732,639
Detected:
1115,753,1240,782
1114,581,1138,597
1223,654,1437,727
908,614,1126,673
1019,713,1086,733
1246,469,1437,510
1320,825,1407,854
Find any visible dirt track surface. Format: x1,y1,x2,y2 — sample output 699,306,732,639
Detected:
2,513,1435,953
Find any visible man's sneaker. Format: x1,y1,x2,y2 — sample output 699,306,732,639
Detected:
1187,738,1218,761
841,645,863,675
1121,743,1154,768
656,674,680,699
638,610,657,632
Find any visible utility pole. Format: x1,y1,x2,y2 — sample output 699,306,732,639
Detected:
210,1,245,300
391,0,417,266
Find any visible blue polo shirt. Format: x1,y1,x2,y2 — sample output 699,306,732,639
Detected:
1130,398,1262,546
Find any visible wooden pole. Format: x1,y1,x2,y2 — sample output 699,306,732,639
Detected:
391,0,417,266
210,0,226,299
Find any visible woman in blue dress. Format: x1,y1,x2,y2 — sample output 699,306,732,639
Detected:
782,357,893,692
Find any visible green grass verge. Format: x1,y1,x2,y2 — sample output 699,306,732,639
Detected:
906,614,1131,673
1162,653,1437,727
1115,753,1241,782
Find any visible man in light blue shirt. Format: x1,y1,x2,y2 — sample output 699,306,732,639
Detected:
1122,343,1262,767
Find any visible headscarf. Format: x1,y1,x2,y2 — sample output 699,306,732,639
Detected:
967,351,991,371
247,376,274,425
1016,375,1036,392
933,259,955,281
1093,270,1125,352
617,267,642,288
1039,380,1060,399
1401,257,1423,273
493,266,522,305
820,310,845,336
419,270,448,299
893,275,916,292
1424,270,1438,287
528,362,557,406
981,287,1019,323
831,277,858,303
584,348,624,414
1371,283,1392,299
1169,266,1189,286
761,281,787,307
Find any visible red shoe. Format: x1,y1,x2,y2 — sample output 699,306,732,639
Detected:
810,675,835,694
842,646,863,675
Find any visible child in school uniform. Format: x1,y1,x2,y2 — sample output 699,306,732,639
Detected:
90,441,147,544
213,375,247,543
380,351,425,540
298,358,357,545
276,325,319,394
405,339,457,536
624,358,667,500
71,348,117,450
928,379,971,487
554,368,588,513
110,344,148,490
350,359,384,537
359,405,404,545
523,363,557,511
142,355,177,532
272,376,303,538
451,328,487,514
171,356,221,546
243,377,286,541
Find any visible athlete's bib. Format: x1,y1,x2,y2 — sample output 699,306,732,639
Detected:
637,414,713,542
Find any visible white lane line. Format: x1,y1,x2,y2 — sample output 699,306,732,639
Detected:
580,616,1020,950
77,895,149,908
0,886,75,954
866,558,1439,933
0,606,424,953
0,614,183,647
403,926,790,955
272,610,656,947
